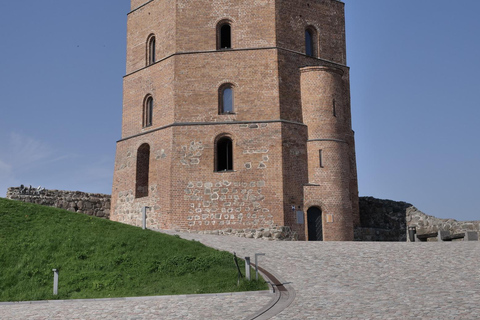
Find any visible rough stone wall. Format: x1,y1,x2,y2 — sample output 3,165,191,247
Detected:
356,197,480,241
5,187,111,219
181,226,299,241
407,206,480,238
355,197,411,241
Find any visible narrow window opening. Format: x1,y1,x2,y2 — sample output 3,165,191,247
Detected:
305,27,318,58
218,23,232,49
333,99,336,117
219,85,234,114
147,36,156,66
305,29,314,57
216,137,233,171
135,144,150,198
143,96,153,127
319,149,324,168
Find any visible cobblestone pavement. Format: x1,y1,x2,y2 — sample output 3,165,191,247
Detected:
0,293,272,320
2,231,480,319
162,232,480,320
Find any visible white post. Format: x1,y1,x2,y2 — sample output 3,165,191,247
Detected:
52,269,59,295
142,206,150,230
255,253,265,281
245,257,251,280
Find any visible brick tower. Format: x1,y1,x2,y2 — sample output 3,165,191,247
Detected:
111,0,359,241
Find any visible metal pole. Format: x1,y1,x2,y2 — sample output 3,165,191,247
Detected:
245,257,251,280
254,253,265,281
233,252,243,286
52,269,59,295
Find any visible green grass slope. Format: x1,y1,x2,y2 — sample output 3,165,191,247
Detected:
0,198,267,302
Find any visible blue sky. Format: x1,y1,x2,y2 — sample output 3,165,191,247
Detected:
0,1,478,221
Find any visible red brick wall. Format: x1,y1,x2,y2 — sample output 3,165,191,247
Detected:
300,66,356,241
111,128,173,229
126,1,176,74
130,0,150,11
112,0,359,241
276,0,346,64
122,57,175,138
176,0,276,52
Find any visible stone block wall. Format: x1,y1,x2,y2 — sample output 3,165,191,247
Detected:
6,187,111,219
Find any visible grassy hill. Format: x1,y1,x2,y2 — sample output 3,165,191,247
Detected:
0,198,266,302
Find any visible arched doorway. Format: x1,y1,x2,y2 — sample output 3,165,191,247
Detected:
307,206,323,241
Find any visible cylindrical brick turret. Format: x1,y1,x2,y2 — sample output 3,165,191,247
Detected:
301,66,355,241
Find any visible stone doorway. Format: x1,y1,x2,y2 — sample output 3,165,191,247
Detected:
307,206,323,241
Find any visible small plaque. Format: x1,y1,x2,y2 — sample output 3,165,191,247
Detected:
326,214,334,223
296,211,304,224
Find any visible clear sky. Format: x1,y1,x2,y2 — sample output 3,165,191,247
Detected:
0,1,478,221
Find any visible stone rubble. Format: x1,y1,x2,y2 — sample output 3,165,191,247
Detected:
175,226,299,241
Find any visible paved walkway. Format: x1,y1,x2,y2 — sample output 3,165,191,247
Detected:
1,231,480,319
0,292,272,320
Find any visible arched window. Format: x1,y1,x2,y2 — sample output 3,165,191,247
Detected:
147,35,156,66
217,22,232,50
305,27,317,57
219,84,234,114
215,136,233,171
135,143,150,198
143,96,153,127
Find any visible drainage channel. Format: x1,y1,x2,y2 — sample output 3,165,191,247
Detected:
245,264,296,320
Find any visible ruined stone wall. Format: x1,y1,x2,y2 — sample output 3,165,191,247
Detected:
6,187,111,219
355,197,411,241
356,197,480,242
407,206,480,238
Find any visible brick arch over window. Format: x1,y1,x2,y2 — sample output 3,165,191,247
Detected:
135,143,150,198
305,26,318,57
215,135,233,172
218,83,234,114
143,95,153,127
217,20,232,50
146,34,156,66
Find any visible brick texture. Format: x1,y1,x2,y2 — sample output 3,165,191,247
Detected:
111,0,359,241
